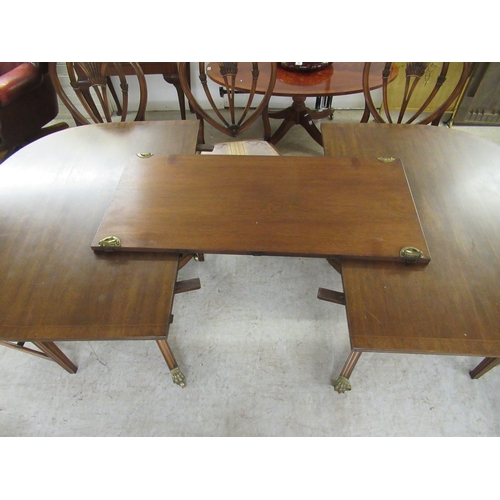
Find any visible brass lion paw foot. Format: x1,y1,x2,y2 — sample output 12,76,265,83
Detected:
170,367,186,388
333,375,351,394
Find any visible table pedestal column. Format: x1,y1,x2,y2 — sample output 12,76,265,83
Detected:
265,96,333,146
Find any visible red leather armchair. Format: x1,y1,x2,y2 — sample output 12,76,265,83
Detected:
0,62,68,161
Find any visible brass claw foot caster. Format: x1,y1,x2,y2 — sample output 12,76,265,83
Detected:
333,375,351,394
171,367,186,388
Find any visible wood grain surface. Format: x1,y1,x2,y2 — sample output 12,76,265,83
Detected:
0,121,199,342
322,123,500,357
92,154,429,262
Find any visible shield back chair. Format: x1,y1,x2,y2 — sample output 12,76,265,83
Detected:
0,62,68,162
361,62,473,125
178,62,280,155
48,62,148,126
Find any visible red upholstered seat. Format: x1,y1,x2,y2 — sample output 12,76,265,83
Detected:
0,62,68,161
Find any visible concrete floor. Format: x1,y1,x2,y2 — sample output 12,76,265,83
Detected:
1,108,500,437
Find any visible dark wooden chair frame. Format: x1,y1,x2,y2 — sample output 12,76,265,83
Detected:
178,62,277,145
103,62,191,120
49,62,148,126
361,62,473,125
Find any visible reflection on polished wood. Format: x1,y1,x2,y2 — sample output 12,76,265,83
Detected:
209,62,389,96
321,123,500,391
207,62,397,146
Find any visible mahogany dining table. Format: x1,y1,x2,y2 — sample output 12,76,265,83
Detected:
3,117,499,396
206,62,397,146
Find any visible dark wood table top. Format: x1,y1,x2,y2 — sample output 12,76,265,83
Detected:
91,154,429,263
322,123,500,357
206,62,397,97
0,121,199,342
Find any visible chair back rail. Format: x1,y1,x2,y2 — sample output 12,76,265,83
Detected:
362,62,473,125
178,62,277,144
49,62,147,126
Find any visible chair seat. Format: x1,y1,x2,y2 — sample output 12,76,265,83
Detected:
201,140,280,156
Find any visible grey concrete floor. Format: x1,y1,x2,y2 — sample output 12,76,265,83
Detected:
1,108,500,437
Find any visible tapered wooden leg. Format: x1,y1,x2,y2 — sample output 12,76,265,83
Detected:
156,339,186,388
172,83,187,120
469,357,500,379
32,342,77,374
333,350,362,393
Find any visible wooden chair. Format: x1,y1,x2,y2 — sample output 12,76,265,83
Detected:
361,62,473,125
48,62,148,126
99,63,191,120
178,62,280,155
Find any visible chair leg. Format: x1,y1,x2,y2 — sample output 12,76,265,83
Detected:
262,105,272,141
197,115,205,144
470,357,500,379
156,339,186,388
162,67,191,118
172,82,187,120
332,350,362,393
106,77,123,116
